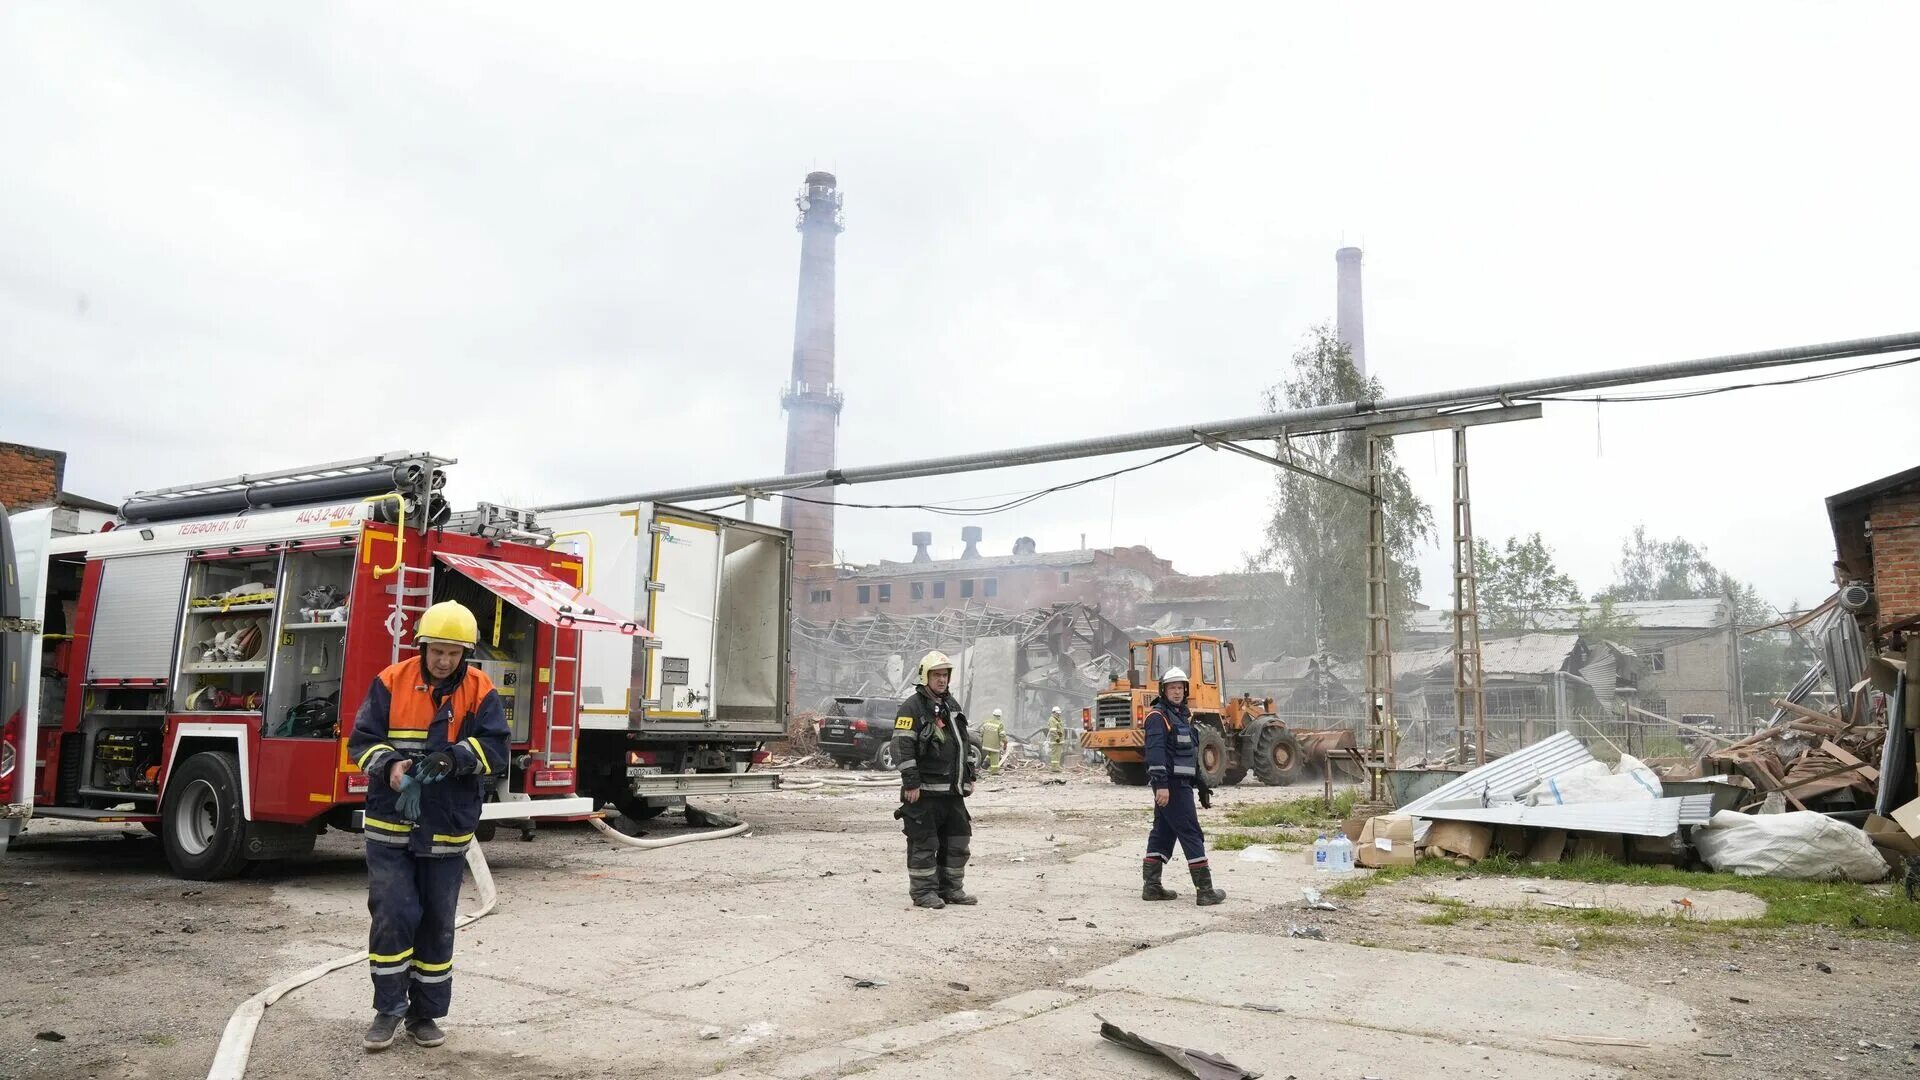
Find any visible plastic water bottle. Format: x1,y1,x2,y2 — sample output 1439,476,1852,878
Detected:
1331,834,1355,875
1313,833,1330,873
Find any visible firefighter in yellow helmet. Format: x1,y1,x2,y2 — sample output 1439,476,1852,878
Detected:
346,601,510,1051
890,650,977,908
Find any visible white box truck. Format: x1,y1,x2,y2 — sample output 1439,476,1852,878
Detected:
539,502,790,821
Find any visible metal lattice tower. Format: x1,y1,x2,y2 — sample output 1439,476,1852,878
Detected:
1361,435,1396,800
1451,427,1489,766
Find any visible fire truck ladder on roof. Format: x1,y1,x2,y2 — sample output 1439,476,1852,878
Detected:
126,451,454,503
121,451,455,531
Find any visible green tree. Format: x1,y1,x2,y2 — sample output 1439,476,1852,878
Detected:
1594,525,1771,627
1474,533,1582,634
1252,326,1433,659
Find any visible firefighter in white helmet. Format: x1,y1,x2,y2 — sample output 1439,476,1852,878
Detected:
981,708,1008,771
1046,705,1068,772
1139,667,1225,905
347,600,511,1050
890,650,977,908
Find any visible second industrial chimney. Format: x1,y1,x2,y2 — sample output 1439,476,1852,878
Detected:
782,171,845,580
1335,246,1367,377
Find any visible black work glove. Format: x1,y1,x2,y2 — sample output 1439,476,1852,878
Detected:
416,751,456,784
1198,786,1213,810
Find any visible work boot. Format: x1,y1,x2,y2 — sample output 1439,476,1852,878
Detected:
1191,865,1226,907
1142,859,1178,901
363,1013,403,1052
912,892,947,909
940,889,978,906
405,1017,446,1048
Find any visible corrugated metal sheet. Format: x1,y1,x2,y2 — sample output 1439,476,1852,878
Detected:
85,552,187,681
1580,651,1617,708
1399,731,1597,843
1409,794,1716,837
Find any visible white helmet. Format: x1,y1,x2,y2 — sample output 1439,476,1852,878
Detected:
1161,667,1189,686
917,650,954,685
991,708,1003,718
1050,705,1062,715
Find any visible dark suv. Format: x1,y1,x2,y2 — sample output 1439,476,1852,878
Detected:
818,696,902,769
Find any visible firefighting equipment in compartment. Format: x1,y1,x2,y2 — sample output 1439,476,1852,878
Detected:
93,728,161,793
415,601,478,648
300,584,348,622
188,686,262,711
916,650,953,685
191,581,276,610
276,693,340,738
196,619,265,662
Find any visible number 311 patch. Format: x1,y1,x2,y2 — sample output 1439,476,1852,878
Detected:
894,716,915,731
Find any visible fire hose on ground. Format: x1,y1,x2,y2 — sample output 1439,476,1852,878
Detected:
205,809,749,1079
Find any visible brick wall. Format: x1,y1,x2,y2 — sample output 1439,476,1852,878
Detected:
1869,492,1920,631
0,442,65,510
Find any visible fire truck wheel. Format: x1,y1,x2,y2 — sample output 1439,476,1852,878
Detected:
1104,760,1149,785
160,751,249,881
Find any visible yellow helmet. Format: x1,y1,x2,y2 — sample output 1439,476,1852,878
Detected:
416,601,479,648
917,650,954,685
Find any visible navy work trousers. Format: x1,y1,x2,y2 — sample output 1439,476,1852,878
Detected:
365,841,466,1018
1144,782,1209,871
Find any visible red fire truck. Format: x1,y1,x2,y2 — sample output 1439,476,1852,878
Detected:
2,453,647,879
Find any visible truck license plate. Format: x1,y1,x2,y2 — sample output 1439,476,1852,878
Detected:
626,766,662,778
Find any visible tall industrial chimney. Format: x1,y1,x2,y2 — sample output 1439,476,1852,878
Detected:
1335,246,1366,377
782,171,845,580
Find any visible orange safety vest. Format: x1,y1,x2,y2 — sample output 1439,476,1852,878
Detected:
377,655,494,746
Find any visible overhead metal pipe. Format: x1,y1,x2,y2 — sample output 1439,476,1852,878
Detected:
537,331,1920,512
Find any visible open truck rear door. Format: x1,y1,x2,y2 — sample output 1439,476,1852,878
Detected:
433,552,646,821
1,508,48,854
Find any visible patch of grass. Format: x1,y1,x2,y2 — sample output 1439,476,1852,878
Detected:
143,1033,178,1048
1349,937,1380,948
1212,829,1308,851
1228,790,1360,829
1332,852,1920,934
1416,897,1472,926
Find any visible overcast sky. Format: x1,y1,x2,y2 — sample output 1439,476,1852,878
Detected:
4,2,1918,615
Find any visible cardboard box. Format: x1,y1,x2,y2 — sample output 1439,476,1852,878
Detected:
1527,828,1568,864
1865,813,1920,855
1355,814,1417,868
1424,820,1493,861
1494,826,1528,855
1887,798,1920,842
1629,833,1683,864
1341,813,1369,844
1568,832,1625,862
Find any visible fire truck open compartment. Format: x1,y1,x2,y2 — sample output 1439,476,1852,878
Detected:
431,567,536,746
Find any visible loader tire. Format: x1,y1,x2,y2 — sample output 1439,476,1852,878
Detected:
160,751,249,881
1222,766,1248,786
1194,726,1229,788
1252,727,1303,787
1104,760,1149,786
